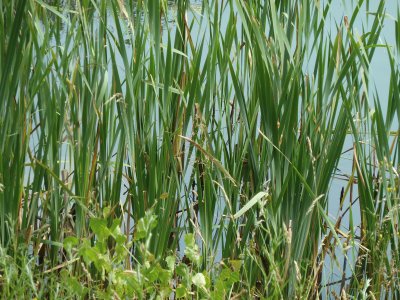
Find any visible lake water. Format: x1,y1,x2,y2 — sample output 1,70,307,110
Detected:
324,1,398,293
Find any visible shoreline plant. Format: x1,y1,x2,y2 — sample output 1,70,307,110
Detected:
0,0,399,298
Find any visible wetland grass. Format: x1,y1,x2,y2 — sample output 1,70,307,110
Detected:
0,0,399,298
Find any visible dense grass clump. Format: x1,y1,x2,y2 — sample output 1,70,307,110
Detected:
0,0,399,298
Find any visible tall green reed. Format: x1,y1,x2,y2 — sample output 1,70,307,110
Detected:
0,0,399,298
0,0,29,249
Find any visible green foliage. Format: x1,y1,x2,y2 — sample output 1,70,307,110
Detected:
0,0,399,298
184,233,202,267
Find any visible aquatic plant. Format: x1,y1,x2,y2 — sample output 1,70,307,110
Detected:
0,0,398,298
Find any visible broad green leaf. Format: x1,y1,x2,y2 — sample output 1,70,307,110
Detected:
233,192,268,219
192,273,206,288
89,218,111,242
184,234,201,266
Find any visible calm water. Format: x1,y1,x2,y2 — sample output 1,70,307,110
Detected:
325,1,398,291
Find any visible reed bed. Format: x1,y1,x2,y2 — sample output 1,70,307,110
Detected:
0,0,399,298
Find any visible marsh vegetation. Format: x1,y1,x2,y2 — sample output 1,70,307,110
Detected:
0,0,399,298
